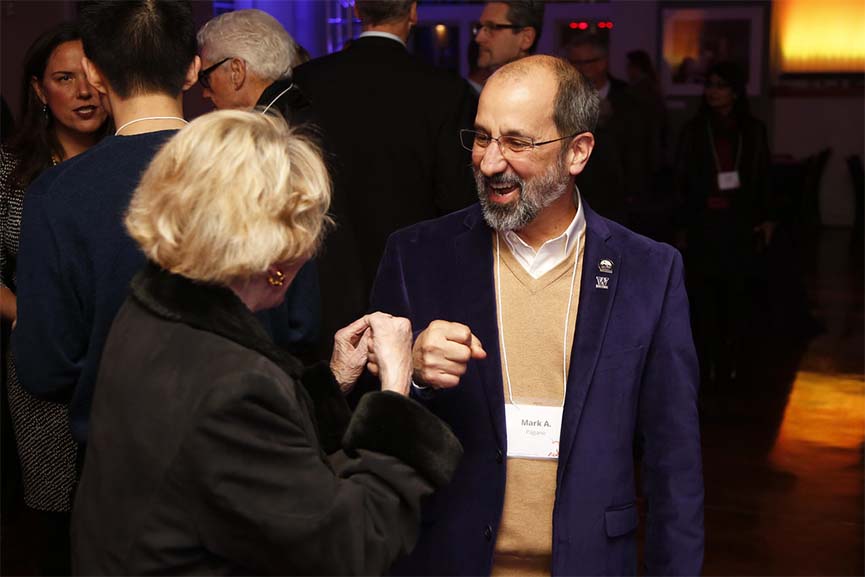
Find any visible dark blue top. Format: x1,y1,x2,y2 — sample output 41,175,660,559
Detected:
14,130,320,445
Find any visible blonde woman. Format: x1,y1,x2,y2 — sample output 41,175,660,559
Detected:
71,110,462,575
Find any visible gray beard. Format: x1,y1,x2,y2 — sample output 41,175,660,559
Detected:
475,156,570,232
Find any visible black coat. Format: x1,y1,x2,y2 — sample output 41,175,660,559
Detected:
293,36,478,351
576,75,649,225
71,263,462,575
674,112,771,276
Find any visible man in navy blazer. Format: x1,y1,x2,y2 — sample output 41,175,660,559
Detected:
370,55,703,575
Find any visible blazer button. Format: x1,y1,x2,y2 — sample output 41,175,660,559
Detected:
495,449,503,463
484,525,493,541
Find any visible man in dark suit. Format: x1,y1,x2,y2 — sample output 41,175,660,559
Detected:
566,34,649,226
293,0,477,355
371,55,703,575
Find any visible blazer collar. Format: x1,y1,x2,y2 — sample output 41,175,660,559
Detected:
130,263,304,379
557,202,620,484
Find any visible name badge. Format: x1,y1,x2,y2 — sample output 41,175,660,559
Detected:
505,404,563,460
717,170,741,191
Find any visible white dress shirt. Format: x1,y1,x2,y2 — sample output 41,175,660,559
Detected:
501,193,586,279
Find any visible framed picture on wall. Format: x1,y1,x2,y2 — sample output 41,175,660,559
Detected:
660,4,765,96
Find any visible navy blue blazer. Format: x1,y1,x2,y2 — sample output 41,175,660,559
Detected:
370,202,704,576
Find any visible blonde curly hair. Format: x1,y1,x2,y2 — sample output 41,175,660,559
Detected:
125,109,331,284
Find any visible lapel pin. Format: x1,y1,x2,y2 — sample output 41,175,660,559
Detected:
598,259,613,274
595,276,609,289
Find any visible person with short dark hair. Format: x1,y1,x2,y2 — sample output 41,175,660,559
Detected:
473,1,545,75
13,0,200,448
293,0,478,358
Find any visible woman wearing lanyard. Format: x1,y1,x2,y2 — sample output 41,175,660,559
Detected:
674,61,773,390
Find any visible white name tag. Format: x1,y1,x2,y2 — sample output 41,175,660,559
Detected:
505,404,563,460
717,170,741,191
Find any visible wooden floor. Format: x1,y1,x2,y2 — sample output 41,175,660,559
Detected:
700,226,864,576
1,227,862,576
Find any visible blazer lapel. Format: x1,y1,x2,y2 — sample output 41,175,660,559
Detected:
454,209,506,449
557,208,620,485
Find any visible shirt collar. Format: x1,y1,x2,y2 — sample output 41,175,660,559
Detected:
502,190,585,272
359,31,406,47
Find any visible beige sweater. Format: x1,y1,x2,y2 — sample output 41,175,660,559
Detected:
491,230,585,577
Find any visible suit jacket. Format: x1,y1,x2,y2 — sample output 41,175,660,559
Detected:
72,263,463,575
293,36,478,353
370,203,704,576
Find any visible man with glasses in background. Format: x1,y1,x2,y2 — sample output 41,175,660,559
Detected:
473,1,545,79
373,55,704,576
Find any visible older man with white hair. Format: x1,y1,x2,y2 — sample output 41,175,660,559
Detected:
197,9,310,122
196,9,321,360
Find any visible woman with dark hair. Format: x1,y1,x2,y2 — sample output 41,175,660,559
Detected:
674,61,773,389
0,21,108,574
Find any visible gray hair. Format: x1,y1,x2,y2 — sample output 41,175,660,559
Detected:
197,9,298,82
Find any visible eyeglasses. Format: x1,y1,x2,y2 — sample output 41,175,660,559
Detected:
198,57,231,90
459,129,581,155
472,21,524,36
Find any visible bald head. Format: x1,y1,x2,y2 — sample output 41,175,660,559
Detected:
487,54,599,138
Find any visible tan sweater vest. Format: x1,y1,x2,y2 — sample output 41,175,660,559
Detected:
491,230,585,577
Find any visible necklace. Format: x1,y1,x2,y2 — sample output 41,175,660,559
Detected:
115,116,188,136
261,83,295,115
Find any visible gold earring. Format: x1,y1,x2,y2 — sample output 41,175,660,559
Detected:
267,270,285,287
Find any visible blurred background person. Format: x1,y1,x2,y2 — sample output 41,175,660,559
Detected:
674,61,774,389
472,0,545,77
197,8,321,359
566,33,648,226
626,49,668,181
0,21,108,575
626,48,673,242
72,110,462,576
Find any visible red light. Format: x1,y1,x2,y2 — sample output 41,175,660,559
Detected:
578,21,589,30
598,22,607,28
606,21,614,29
569,21,578,29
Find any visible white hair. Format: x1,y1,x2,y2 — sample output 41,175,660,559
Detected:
197,9,299,82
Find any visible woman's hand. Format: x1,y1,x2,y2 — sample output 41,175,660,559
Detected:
330,316,371,394
366,312,413,397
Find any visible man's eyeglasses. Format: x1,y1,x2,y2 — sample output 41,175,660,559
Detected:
198,57,231,90
460,129,580,155
472,21,524,36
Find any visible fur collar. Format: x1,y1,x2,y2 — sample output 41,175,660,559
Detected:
130,262,304,380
